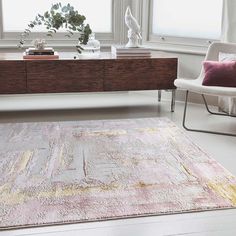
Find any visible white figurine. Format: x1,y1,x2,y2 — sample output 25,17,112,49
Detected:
125,6,142,48
33,39,46,50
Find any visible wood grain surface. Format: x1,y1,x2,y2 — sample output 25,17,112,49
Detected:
0,61,27,94
104,58,177,91
27,60,104,93
0,55,178,94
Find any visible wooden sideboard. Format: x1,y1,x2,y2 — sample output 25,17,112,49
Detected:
0,52,178,111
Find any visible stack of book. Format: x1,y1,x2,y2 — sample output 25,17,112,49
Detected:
23,47,59,60
111,45,151,59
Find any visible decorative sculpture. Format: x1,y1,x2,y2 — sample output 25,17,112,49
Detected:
33,39,46,50
125,6,142,48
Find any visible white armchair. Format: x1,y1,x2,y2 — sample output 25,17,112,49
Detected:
174,42,236,137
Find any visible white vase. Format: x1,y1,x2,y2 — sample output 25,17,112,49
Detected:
79,33,101,59
87,33,100,49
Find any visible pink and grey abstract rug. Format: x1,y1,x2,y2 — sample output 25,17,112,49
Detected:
0,118,236,230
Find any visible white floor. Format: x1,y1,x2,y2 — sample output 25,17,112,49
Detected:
0,91,236,236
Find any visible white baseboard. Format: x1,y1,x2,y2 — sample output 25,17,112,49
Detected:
0,90,218,112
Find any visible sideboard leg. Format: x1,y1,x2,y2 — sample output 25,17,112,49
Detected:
158,90,162,102
171,90,176,112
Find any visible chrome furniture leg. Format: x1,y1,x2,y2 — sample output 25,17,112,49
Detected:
158,90,162,102
171,89,176,112
183,91,236,137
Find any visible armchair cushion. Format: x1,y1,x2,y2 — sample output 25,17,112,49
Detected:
219,52,236,62
202,61,236,87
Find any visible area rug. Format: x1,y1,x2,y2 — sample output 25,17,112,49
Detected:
0,118,236,230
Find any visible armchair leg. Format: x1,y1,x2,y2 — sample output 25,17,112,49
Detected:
183,91,236,137
202,95,236,117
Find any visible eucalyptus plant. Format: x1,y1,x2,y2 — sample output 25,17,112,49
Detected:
18,2,92,53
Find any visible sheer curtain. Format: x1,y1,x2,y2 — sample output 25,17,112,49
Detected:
219,0,236,115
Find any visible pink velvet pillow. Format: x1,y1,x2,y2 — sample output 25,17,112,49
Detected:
202,61,236,87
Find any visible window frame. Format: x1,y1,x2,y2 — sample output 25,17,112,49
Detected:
0,0,222,53
0,0,131,48
141,0,223,53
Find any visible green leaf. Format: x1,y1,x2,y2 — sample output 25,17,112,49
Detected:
76,45,84,54
44,11,50,18
66,30,74,35
76,45,84,50
62,6,68,12
18,2,93,53
52,3,59,10
50,28,57,33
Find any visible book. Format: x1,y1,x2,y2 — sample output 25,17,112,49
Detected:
115,53,151,57
26,47,54,53
27,51,55,55
23,52,59,60
116,55,151,59
111,45,151,55
26,47,55,56
116,53,151,57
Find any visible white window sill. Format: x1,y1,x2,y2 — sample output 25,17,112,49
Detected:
0,41,112,51
0,39,208,56
143,42,208,56
0,37,115,51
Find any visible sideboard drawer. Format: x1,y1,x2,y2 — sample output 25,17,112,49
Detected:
27,60,104,93
104,58,177,91
0,61,27,94
154,58,178,89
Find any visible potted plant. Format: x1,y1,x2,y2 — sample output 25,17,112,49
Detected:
18,2,92,53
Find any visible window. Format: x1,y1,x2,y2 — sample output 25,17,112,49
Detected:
0,0,127,47
152,0,223,40
2,0,112,33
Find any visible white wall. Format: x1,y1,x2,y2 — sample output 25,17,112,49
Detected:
160,51,218,105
